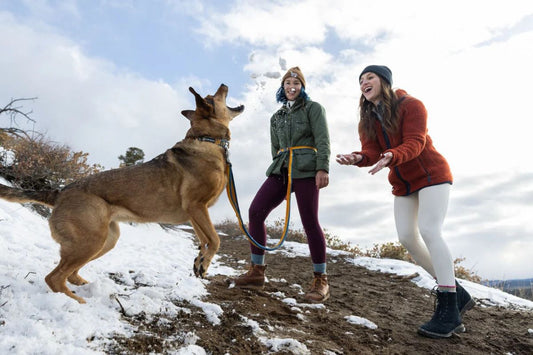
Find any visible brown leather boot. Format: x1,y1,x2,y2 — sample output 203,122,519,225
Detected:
304,272,330,303
233,263,266,289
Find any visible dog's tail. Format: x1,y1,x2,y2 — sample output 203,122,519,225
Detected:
0,184,59,207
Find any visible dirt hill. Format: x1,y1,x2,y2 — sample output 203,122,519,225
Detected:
109,233,533,354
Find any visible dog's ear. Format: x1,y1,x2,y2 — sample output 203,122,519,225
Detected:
228,105,245,120
189,87,213,116
181,110,195,121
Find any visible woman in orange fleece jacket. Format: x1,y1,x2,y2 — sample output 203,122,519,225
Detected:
336,65,475,339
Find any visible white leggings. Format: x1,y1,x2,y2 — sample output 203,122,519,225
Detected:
394,184,455,287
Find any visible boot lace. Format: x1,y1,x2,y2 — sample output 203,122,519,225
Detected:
431,286,438,311
430,287,455,321
310,275,326,293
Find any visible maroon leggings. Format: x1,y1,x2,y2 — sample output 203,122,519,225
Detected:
248,172,327,264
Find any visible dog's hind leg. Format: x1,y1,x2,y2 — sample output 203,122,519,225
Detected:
45,238,105,304
47,201,110,303
67,222,120,285
46,258,90,303
67,270,89,286
187,204,220,278
89,221,121,261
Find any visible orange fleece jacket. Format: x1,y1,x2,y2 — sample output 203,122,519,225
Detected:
354,89,452,196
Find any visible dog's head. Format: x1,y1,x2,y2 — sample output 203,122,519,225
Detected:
181,84,244,139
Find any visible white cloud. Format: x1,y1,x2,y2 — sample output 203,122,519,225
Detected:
196,1,531,176
0,11,194,169
197,0,330,47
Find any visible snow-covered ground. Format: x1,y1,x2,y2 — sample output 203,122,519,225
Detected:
1,183,532,354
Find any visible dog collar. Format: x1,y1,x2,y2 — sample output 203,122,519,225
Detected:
195,137,231,163
195,137,229,149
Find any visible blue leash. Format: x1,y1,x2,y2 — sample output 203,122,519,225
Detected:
226,163,290,251
225,146,317,251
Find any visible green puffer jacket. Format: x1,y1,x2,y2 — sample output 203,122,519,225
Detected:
265,97,330,179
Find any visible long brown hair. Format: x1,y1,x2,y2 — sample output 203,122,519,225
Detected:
358,79,401,140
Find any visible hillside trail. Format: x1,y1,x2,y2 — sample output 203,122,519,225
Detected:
112,234,533,355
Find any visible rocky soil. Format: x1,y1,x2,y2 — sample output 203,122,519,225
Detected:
109,233,533,354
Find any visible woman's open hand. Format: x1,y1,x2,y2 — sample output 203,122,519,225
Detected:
368,152,393,175
335,153,362,165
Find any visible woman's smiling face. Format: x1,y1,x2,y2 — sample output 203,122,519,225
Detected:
284,77,302,101
360,72,383,105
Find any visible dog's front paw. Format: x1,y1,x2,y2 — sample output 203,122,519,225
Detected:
193,255,202,277
193,255,208,278
197,264,206,278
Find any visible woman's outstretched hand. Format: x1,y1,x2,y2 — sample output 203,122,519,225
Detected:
335,153,362,165
368,152,393,175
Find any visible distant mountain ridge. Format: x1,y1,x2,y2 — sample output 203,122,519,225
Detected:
483,278,533,300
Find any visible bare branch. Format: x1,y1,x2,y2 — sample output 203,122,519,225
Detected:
0,127,33,139
0,97,38,126
24,271,37,279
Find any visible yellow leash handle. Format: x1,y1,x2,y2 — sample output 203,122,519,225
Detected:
226,146,316,251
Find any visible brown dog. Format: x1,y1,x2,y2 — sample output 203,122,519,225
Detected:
0,84,244,303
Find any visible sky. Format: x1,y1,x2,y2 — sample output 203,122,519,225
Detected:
0,189,532,354
0,0,532,280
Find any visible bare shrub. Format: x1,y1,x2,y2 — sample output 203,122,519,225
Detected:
453,257,482,283
0,134,102,190
363,242,415,263
214,218,245,237
267,218,307,243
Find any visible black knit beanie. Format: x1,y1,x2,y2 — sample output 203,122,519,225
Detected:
359,65,393,86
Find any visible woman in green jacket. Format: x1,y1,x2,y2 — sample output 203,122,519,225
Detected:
234,67,331,302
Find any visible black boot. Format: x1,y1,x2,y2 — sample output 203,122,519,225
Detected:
418,291,464,338
456,280,475,316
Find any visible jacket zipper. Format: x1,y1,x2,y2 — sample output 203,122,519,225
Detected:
417,156,432,183
381,126,411,195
